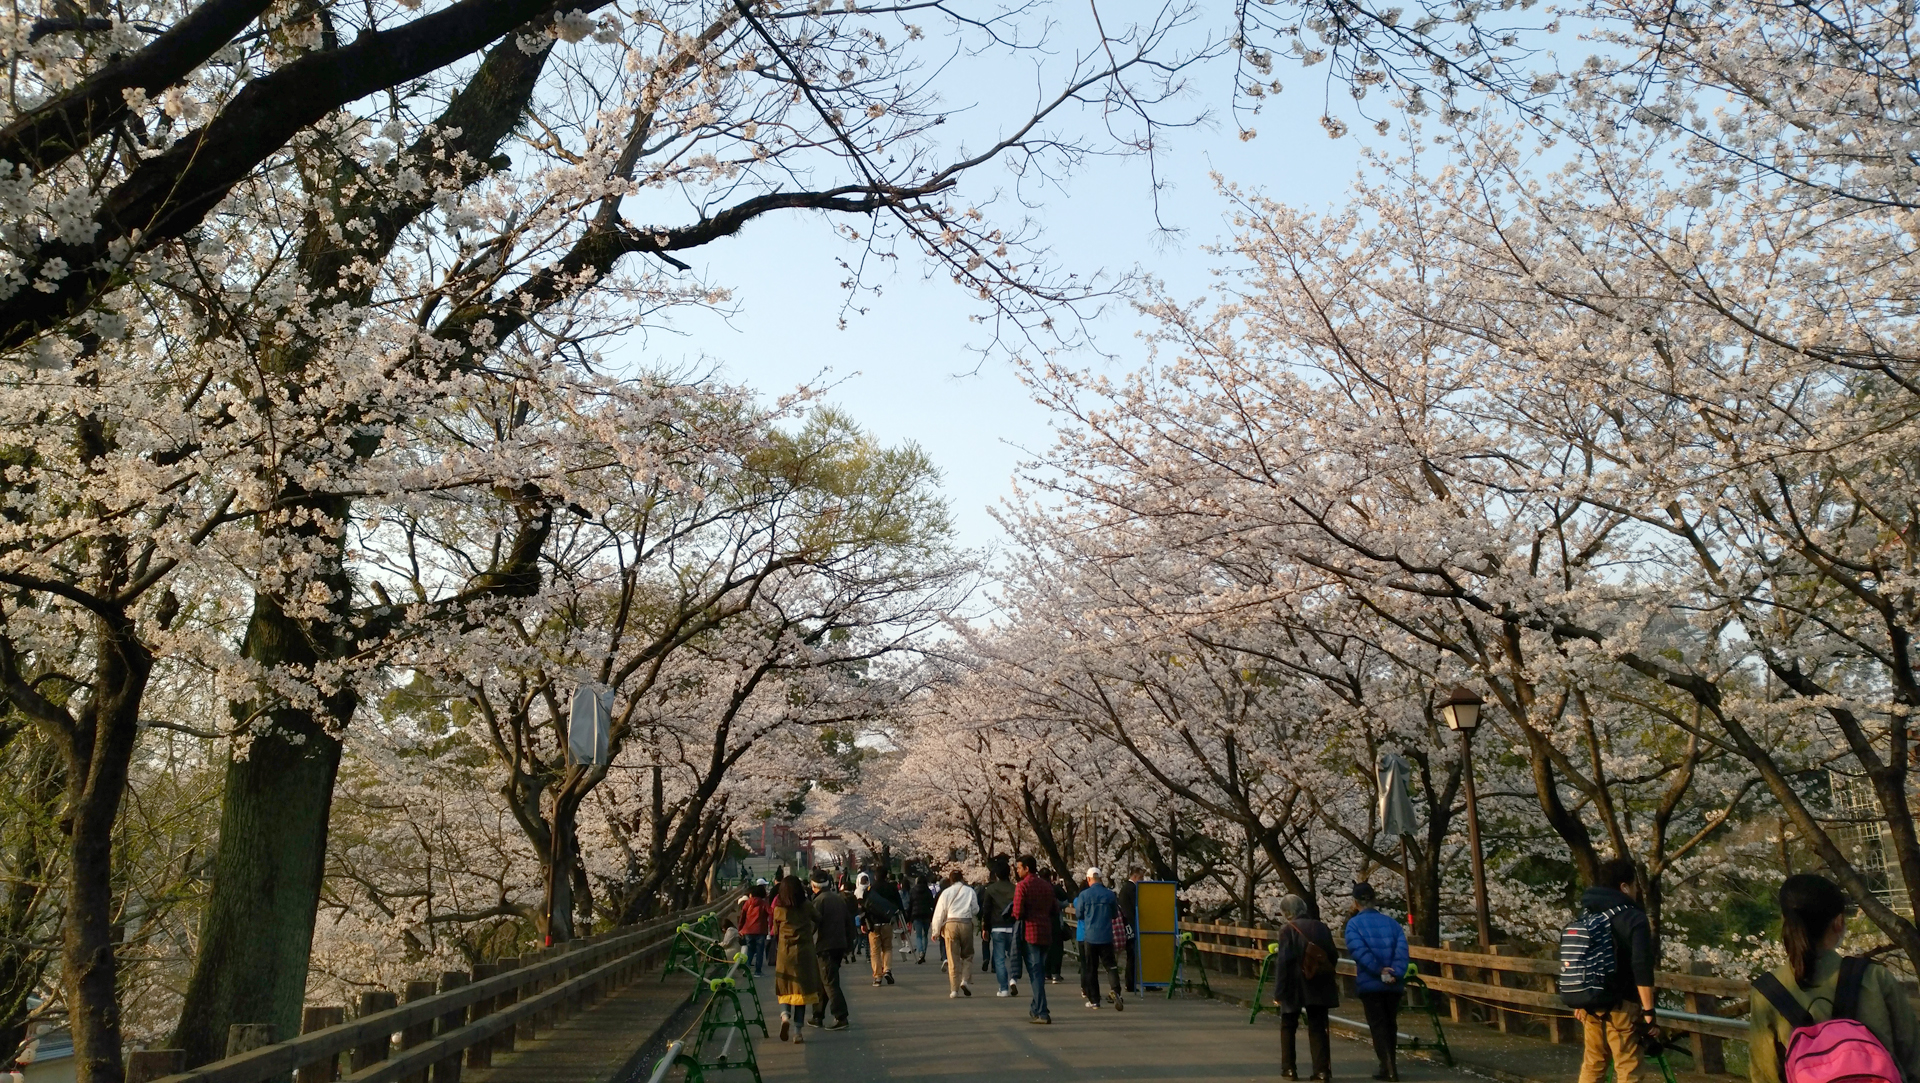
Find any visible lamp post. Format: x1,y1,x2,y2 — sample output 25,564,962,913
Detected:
1440,684,1494,948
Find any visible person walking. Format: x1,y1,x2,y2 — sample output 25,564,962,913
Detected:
929,868,980,998
1748,873,1920,1083
1118,869,1143,993
1073,867,1124,1011
981,856,1022,997
1275,894,1340,1081
1567,859,1657,1083
1012,855,1056,1024
857,871,901,986
907,873,935,964
740,880,773,976
1344,882,1409,1081
1046,870,1069,983
771,876,822,1044
808,869,856,1030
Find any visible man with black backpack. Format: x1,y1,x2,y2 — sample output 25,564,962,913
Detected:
857,871,901,987
1560,858,1659,1083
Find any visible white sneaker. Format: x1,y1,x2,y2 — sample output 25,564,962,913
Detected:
1085,1000,1099,1009
996,990,1010,997
949,991,958,999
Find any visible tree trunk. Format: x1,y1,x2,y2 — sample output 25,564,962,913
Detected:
171,703,344,1067
64,628,152,1083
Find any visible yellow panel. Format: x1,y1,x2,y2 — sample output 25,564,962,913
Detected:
1135,881,1177,934
1139,931,1176,985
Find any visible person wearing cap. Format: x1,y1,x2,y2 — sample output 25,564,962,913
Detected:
1344,881,1409,1081
1072,867,1124,1011
929,868,980,998
809,869,857,1030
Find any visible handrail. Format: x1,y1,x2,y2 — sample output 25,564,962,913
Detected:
147,898,730,1083
1180,919,1753,1047
1181,921,1751,997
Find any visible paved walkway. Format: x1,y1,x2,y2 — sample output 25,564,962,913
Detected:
741,950,1478,1083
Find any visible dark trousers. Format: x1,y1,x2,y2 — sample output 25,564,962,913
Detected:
1124,930,1139,991
1047,933,1065,978
1281,1006,1332,1078
1079,941,1121,1003
1023,940,1051,1019
812,948,848,1023
1360,990,1402,1071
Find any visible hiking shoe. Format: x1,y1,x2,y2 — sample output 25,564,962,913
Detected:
1115,994,1124,1012
872,979,882,986
1029,1016,1051,1024
827,1019,849,1031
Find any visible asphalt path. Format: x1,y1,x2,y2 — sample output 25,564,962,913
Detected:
741,947,1472,1083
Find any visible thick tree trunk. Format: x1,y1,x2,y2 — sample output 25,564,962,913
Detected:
64,630,152,1083
172,586,355,1068
171,708,343,1066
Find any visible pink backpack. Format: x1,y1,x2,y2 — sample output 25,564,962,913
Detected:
1754,957,1902,1083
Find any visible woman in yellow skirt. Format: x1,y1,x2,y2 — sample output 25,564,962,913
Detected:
773,875,823,1043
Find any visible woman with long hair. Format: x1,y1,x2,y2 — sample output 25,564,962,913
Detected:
1748,873,1920,1083
772,875,823,1043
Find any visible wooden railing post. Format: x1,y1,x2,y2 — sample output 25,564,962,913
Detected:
431,972,469,1083
1488,945,1516,1034
1687,960,1728,1072
493,959,521,1056
466,964,502,1069
1439,941,1465,1024
297,1007,346,1083
399,981,438,1083
227,1024,275,1059
350,992,398,1073
127,1050,185,1083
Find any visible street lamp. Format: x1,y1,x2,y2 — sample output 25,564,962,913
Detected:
1440,684,1494,948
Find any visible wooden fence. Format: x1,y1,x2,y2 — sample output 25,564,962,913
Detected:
1183,921,1749,1073
125,900,730,1083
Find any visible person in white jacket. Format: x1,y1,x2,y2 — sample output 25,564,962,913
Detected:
929,869,980,998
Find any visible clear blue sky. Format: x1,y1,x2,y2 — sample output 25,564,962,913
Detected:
626,4,1366,559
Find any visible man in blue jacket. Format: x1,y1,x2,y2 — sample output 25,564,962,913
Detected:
1072,867,1125,1011
1344,882,1409,1081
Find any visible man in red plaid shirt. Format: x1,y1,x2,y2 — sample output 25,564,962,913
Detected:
1012,855,1056,1023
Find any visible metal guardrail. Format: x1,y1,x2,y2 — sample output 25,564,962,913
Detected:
132,899,730,1083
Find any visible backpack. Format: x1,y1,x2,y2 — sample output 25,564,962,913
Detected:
1754,957,1902,1083
866,889,900,922
1558,905,1628,1008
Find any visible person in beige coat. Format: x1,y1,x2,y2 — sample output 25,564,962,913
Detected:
929,869,979,998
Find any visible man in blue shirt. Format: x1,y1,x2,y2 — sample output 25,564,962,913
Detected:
1072,867,1125,1011
1343,882,1410,1081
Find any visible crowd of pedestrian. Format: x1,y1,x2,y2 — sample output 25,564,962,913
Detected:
749,848,1920,1083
